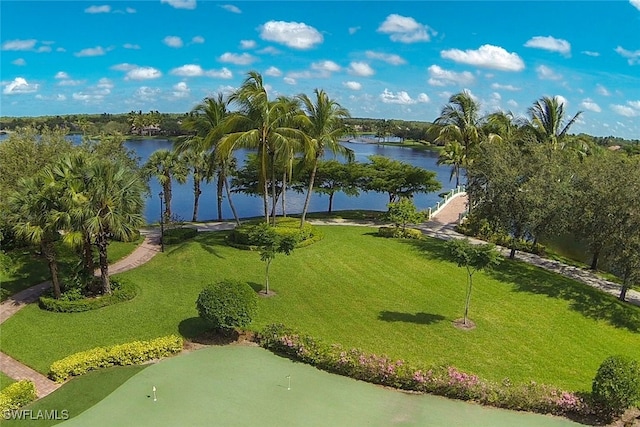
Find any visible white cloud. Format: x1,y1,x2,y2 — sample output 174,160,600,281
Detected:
611,104,638,117
348,26,360,35
206,68,233,79
126,7,136,13
12,58,26,66
171,64,205,77
163,36,183,48
555,95,568,108
134,86,161,102
72,93,92,101
580,98,601,113
3,77,39,94
348,61,374,77
490,83,520,91
311,60,341,72
2,39,37,51
427,65,475,86
58,79,84,87
524,36,571,56
75,46,106,57
628,100,640,110
264,66,282,77
377,14,436,43
97,78,113,91
259,21,323,50
219,52,256,65
221,4,241,13
365,51,406,65
257,46,280,55
37,46,52,53
123,43,141,50
240,40,256,49
615,46,640,65
507,99,518,108
287,70,313,80
284,77,296,85
125,67,162,80
596,84,611,96
380,89,429,105
192,36,205,44
343,81,362,90
85,5,110,13
582,51,600,57
172,82,190,98
536,65,562,80
161,0,196,10
631,0,640,11
111,63,136,71
441,44,525,71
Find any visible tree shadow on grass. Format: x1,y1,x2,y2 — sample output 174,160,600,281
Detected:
378,311,445,325
167,231,229,259
247,281,263,293
487,259,640,333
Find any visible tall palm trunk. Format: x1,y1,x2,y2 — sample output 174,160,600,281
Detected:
260,147,269,223
301,154,319,227
223,175,240,225
281,169,287,217
95,232,111,294
192,175,201,222
216,170,224,221
270,152,277,225
42,240,61,299
163,180,172,221
82,231,94,275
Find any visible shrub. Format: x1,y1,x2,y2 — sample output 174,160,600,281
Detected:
592,355,640,418
48,335,183,382
39,279,137,312
258,324,590,418
378,226,423,240
196,280,257,332
228,218,320,249
163,227,198,245
0,380,37,412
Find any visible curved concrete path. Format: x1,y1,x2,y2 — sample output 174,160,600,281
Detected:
1,195,638,398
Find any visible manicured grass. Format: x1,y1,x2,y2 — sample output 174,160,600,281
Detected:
0,237,144,301
0,371,16,390
1,226,639,391
3,365,146,427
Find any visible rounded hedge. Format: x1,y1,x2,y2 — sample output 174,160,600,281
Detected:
592,355,640,418
196,279,257,332
228,217,320,250
39,279,137,313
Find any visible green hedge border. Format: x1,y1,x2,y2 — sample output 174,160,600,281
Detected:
0,380,37,413
227,232,323,251
48,335,183,383
39,280,137,313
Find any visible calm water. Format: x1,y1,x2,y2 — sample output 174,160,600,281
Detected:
0,133,456,222
127,139,455,223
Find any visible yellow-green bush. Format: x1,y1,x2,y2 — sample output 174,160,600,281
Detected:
49,335,183,383
378,226,423,240
0,380,37,412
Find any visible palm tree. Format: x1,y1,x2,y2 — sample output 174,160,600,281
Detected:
483,111,522,145
297,89,352,226
143,149,188,222
431,91,484,185
222,72,306,224
83,159,145,294
525,96,583,149
437,142,465,188
182,146,213,222
9,172,66,298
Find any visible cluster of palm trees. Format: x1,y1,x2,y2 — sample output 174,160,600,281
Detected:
8,150,145,299
433,91,585,188
145,71,352,227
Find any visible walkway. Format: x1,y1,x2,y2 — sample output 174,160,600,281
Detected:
1,194,638,398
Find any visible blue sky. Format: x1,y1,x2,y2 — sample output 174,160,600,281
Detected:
1,0,639,139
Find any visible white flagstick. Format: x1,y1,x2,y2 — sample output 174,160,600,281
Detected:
153,386,157,402
286,375,291,391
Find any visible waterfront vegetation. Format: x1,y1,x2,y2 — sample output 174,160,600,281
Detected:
1,73,639,422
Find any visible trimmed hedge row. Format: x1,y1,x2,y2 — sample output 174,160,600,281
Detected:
48,335,183,383
163,227,198,245
258,324,591,419
228,218,322,250
378,226,423,240
39,280,137,313
0,380,37,413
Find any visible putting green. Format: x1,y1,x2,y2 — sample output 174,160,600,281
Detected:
60,346,579,427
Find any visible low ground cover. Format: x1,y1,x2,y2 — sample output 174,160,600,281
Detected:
1,226,638,391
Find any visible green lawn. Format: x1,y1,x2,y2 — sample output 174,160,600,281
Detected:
1,226,638,392
3,365,146,427
0,371,16,390
0,237,144,301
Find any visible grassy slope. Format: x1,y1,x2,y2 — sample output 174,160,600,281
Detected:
0,371,16,390
1,226,638,391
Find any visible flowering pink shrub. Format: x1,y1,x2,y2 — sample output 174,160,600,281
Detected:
259,324,591,418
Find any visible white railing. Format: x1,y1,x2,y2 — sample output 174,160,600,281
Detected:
426,185,466,221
